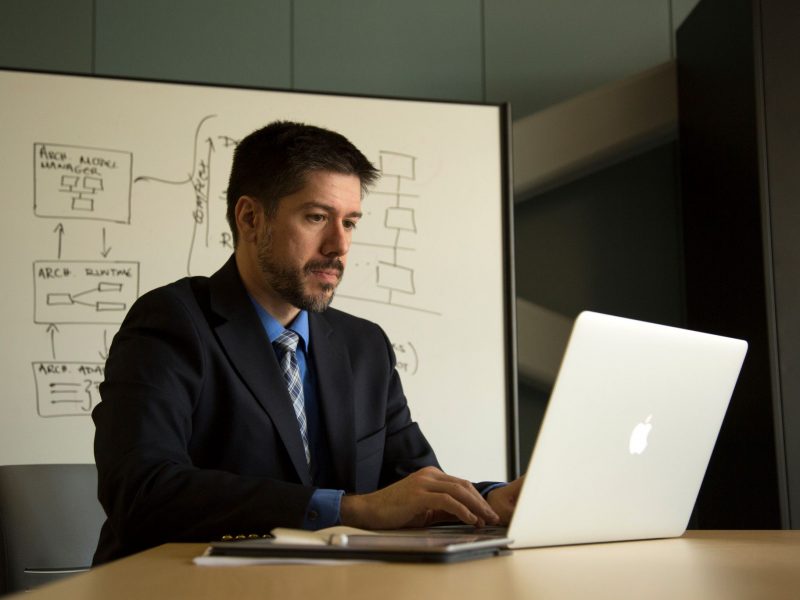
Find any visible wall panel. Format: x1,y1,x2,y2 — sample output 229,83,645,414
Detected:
95,0,291,88
294,0,483,101
0,0,93,73
485,0,671,118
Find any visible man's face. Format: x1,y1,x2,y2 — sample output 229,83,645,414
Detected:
255,171,362,313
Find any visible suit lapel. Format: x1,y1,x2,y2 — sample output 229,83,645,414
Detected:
208,256,312,486
310,312,356,491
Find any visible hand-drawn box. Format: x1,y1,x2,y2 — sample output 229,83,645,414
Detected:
31,361,104,417
34,143,132,223
33,261,139,325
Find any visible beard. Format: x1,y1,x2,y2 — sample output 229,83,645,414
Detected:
256,229,344,313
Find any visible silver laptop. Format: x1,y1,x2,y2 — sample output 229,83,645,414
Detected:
505,310,747,548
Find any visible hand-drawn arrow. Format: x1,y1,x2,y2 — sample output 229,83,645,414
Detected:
203,135,215,247
186,128,218,275
101,227,112,257
134,114,217,186
54,223,64,259
99,329,109,360
46,323,60,359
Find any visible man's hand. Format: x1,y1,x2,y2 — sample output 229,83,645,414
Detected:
339,466,501,530
486,476,524,525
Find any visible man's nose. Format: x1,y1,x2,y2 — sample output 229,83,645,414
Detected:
322,223,349,257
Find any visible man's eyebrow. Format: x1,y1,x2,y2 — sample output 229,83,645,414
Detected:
301,201,362,219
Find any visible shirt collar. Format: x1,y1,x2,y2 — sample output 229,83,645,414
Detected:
248,296,311,352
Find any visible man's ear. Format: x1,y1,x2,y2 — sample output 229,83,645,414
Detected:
234,196,262,244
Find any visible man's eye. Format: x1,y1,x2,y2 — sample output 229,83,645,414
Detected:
344,220,358,231
308,214,326,223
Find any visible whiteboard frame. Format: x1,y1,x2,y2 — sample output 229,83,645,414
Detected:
1,67,519,480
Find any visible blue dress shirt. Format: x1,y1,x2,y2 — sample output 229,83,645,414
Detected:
249,298,343,530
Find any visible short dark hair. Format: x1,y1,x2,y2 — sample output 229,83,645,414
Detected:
226,121,380,246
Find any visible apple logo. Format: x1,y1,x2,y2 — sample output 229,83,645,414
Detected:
629,415,653,455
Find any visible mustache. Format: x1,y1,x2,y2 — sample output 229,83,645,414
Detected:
304,258,344,276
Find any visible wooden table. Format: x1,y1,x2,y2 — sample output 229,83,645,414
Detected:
15,531,800,600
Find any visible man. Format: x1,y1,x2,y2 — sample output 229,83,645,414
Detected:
93,121,521,564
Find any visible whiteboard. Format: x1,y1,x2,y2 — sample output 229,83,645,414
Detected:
0,69,516,482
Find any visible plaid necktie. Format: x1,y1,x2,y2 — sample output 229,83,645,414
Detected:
273,330,311,467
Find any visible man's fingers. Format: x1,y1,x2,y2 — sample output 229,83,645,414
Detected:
413,470,500,524
423,492,482,526
434,480,499,523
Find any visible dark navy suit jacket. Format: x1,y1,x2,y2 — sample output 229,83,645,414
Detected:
92,256,439,563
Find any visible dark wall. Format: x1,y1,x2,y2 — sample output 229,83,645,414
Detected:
676,0,800,528
759,0,800,528
515,144,684,326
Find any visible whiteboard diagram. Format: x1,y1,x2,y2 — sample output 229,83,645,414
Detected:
337,151,441,316
26,126,439,419
375,151,418,298
30,140,139,417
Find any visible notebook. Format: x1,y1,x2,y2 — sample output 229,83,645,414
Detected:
503,310,747,548
205,526,512,564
